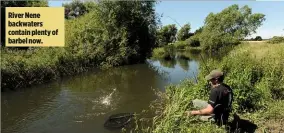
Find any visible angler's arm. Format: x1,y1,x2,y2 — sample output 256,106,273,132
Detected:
190,104,213,115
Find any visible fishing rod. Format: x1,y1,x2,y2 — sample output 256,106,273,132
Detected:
165,14,199,83
166,15,182,28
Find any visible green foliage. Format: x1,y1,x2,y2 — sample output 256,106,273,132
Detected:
63,0,96,19
194,27,203,34
199,4,265,51
1,48,68,90
163,45,175,59
0,0,48,7
173,35,200,50
157,24,178,47
1,1,158,90
177,23,192,41
65,1,158,66
152,48,167,59
173,41,187,49
267,36,284,44
152,45,175,60
186,34,200,47
255,36,262,41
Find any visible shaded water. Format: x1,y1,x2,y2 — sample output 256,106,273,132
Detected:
2,51,204,133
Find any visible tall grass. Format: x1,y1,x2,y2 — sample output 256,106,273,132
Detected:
131,42,284,132
1,47,95,90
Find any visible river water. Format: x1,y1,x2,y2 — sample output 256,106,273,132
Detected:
1,52,201,133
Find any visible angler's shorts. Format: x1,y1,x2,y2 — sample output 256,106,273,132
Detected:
192,99,215,122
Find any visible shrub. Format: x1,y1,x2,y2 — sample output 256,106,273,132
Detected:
152,47,166,59
255,36,262,41
164,45,175,60
152,45,175,60
186,35,200,47
267,36,284,44
173,41,187,49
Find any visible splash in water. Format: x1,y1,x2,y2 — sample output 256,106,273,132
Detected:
101,88,117,106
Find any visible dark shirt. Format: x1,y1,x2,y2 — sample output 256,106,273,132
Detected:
208,83,233,115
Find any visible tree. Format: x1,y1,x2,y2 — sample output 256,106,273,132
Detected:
63,0,96,19
255,36,262,41
177,23,192,41
194,27,203,34
157,24,177,46
199,4,265,51
65,1,158,66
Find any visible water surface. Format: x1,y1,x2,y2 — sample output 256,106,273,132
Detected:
2,54,201,133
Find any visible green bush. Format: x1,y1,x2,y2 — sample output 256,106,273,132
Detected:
173,41,187,49
152,45,175,60
255,36,262,41
152,48,166,59
186,35,200,47
164,45,175,60
267,36,284,44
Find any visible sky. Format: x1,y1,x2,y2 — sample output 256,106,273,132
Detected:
49,1,284,39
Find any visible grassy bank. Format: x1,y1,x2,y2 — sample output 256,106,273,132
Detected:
1,48,97,91
132,42,284,132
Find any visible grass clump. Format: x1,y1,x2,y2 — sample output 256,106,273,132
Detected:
152,45,175,60
173,41,187,50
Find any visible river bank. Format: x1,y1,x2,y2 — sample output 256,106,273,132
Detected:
1,48,98,91
130,42,284,133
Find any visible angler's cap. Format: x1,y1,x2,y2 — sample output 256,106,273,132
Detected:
205,69,224,80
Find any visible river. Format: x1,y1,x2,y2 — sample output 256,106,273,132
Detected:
1,51,202,133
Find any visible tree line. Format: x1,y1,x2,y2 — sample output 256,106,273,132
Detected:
1,0,267,52
156,4,266,52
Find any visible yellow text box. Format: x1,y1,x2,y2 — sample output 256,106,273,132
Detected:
5,7,65,47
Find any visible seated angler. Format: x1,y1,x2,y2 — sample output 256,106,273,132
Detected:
184,69,233,126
